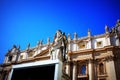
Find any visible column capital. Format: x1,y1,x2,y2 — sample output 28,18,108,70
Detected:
88,59,94,63
73,60,77,65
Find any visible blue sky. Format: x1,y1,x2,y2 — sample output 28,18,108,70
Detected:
0,0,120,63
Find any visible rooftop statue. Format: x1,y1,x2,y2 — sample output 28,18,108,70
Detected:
6,45,20,56
37,40,43,49
10,45,20,54
27,43,30,51
49,30,68,61
11,45,17,53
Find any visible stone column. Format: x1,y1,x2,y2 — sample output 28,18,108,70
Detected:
88,59,94,80
72,61,77,80
66,62,70,76
8,69,13,80
54,60,63,80
106,60,116,80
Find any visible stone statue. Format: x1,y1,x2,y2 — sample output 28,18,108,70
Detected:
27,43,30,50
62,32,68,61
18,45,20,50
49,30,68,61
105,25,109,33
37,40,43,47
11,45,17,53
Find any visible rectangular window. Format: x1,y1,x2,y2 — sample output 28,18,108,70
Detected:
99,63,104,75
20,55,23,59
28,52,33,57
78,64,88,76
78,42,86,49
97,41,103,47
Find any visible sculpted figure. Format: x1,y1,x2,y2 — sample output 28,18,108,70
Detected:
49,30,68,61
27,43,30,50
62,32,68,61
11,45,17,53
37,40,42,48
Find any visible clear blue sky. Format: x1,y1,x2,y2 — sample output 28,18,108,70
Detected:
0,0,120,63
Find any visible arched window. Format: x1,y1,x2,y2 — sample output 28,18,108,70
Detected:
80,65,86,75
99,63,104,75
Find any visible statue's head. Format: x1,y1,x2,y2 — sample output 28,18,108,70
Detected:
13,45,17,48
56,30,62,38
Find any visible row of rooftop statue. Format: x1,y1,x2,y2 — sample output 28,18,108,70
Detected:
6,30,68,62
6,20,120,62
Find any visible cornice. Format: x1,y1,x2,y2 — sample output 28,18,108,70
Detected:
68,49,94,55
2,56,50,67
68,46,116,55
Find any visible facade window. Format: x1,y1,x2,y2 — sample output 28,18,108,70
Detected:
99,63,104,75
28,52,33,57
20,55,23,59
79,64,87,75
81,65,86,75
97,41,103,47
79,42,86,49
78,64,88,80
8,56,12,62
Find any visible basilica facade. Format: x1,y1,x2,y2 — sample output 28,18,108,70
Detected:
0,20,120,80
